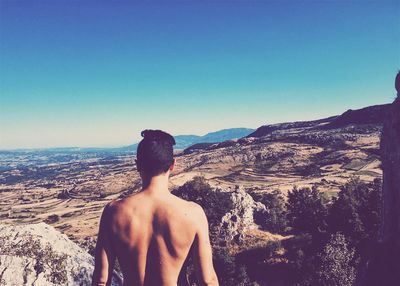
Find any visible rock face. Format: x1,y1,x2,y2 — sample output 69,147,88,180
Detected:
0,223,122,286
380,75,400,243
0,255,40,285
364,72,400,286
219,187,267,242
325,104,390,129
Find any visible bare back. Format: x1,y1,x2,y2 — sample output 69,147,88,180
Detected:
92,190,218,286
110,192,198,285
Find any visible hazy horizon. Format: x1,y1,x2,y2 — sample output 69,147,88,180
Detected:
1,0,399,149
0,126,256,150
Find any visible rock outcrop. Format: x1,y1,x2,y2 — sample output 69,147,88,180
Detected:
324,104,390,130
380,74,400,243
363,72,400,286
219,187,267,243
0,223,122,286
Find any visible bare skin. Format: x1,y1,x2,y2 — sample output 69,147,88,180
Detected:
92,161,219,286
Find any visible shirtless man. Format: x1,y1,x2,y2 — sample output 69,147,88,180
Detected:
92,130,219,286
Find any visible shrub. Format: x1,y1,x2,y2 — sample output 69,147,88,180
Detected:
317,233,356,286
57,190,69,199
287,186,328,235
46,214,60,224
252,190,287,233
213,248,252,286
284,233,318,284
328,177,381,253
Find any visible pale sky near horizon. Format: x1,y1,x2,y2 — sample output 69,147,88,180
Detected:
0,0,399,149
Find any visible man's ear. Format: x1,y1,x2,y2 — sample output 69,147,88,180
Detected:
169,158,176,172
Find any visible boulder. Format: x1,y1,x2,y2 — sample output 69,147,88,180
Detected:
0,222,122,286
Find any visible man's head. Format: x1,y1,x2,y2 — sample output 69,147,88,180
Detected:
136,130,176,178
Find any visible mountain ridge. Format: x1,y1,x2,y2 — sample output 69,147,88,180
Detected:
116,127,255,152
247,103,390,139
0,128,255,154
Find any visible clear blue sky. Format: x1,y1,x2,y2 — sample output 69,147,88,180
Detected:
0,0,399,149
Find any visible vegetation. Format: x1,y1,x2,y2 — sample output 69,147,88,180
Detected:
328,177,381,253
317,233,356,286
251,190,287,233
287,186,328,235
254,151,294,173
282,178,381,285
213,248,252,286
46,214,60,224
173,176,381,285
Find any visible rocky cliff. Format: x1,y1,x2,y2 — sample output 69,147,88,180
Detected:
0,223,122,286
380,96,400,243
363,72,400,286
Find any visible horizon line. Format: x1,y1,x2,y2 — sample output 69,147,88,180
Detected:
0,101,392,152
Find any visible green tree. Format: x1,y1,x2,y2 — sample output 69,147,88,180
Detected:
318,233,356,286
252,190,287,233
328,177,381,251
287,186,328,235
213,248,252,286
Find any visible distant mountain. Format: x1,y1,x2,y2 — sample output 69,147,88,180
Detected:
173,135,205,150
114,128,255,152
198,128,255,143
0,128,255,155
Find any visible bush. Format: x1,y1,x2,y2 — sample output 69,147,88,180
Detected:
328,177,381,253
317,233,356,286
57,190,69,199
287,186,328,235
251,190,287,233
284,233,318,284
46,214,60,224
213,248,251,286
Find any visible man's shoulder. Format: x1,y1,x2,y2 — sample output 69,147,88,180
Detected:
101,195,137,217
108,192,144,208
171,196,206,220
100,199,119,218
171,194,202,210
179,201,208,233
189,201,206,216
100,195,143,227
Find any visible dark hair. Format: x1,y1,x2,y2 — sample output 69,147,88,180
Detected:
396,71,400,94
136,130,176,177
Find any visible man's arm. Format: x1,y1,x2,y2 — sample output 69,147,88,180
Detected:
92,203,116,286
192,205,219,286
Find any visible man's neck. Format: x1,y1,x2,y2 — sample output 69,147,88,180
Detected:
141,174,170,195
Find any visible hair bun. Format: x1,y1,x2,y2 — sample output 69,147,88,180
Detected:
141,129,176,145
